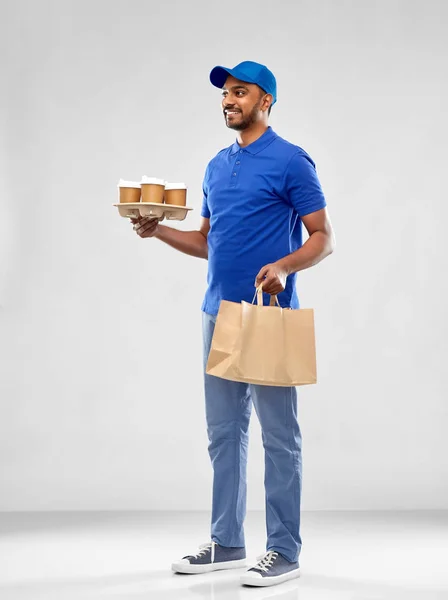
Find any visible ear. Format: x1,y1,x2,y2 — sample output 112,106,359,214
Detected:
262,93,273,112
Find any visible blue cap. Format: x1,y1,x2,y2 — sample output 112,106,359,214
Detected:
210,61,277,105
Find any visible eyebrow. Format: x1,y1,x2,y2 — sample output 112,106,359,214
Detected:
221,85,250,92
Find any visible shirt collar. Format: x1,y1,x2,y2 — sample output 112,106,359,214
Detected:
230,126,277,156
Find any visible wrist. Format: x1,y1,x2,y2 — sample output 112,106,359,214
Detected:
154,223,164,239
275,258,293,277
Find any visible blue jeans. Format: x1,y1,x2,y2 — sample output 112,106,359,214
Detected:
202,311,303,564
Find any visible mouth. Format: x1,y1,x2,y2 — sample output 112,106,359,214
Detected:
225,110,241,117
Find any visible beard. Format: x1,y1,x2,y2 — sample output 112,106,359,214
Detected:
225,100,262,131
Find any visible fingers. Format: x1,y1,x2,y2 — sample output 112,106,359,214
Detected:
263,283,283,295
132,216,151,228
255,265,270,287
137,222,157,237
260,277,279,295
255,265,282,295
133,217,158,237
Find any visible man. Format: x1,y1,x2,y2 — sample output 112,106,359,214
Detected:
133,61,335,588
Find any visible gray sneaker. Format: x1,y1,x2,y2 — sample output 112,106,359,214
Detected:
240,550,300,587
172,541,247,574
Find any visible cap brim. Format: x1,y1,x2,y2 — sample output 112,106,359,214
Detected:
209,66,233,88
210,65,262,89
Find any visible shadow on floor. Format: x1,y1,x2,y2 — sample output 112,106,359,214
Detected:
0,569,447,600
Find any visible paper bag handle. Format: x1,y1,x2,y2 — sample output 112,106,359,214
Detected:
252,284,281,307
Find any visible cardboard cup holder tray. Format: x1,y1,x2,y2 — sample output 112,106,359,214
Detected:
113,202,193,222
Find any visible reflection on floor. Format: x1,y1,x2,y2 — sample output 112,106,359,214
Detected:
0,510,447,599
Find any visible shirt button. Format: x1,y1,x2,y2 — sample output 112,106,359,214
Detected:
233,172,237,176
240,150,243,153
236,161,240,165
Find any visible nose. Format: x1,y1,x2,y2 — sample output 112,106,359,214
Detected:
223,100,239,112
222,93,237,110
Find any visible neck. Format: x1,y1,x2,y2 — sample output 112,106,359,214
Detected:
236,121,269,147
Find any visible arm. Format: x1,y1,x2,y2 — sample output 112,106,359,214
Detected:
155,217,210,259
255,208,335,294
133,216,210,260
277,207,335,274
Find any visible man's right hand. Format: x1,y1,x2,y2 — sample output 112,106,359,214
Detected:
131,217,159,239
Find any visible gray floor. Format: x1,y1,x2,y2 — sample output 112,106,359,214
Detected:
0,511,447,599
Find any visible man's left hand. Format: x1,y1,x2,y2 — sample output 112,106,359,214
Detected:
254,262,289,295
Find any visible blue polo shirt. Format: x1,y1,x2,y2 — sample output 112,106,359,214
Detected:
201,126,327,316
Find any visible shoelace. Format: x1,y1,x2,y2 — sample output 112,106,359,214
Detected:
193,541,216,563
252,550,278,572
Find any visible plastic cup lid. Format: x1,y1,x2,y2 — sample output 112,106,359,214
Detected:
118,179,141,188
165,182,187,190
141,176,166,186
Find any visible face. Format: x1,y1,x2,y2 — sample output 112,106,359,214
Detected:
221,75,270,131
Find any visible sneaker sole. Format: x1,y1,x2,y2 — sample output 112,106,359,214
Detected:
172,558,248,574
240,567,300,587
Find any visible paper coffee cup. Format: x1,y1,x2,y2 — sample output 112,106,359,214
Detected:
164,182,187,206
140,176,165,204
118,179,141,204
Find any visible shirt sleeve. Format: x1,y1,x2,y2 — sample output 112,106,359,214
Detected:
201,162,211,219
284,151,327,217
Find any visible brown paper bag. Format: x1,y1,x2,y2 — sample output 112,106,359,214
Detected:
206,286,317,386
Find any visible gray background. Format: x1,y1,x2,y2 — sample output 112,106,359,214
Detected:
1,0,447,511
